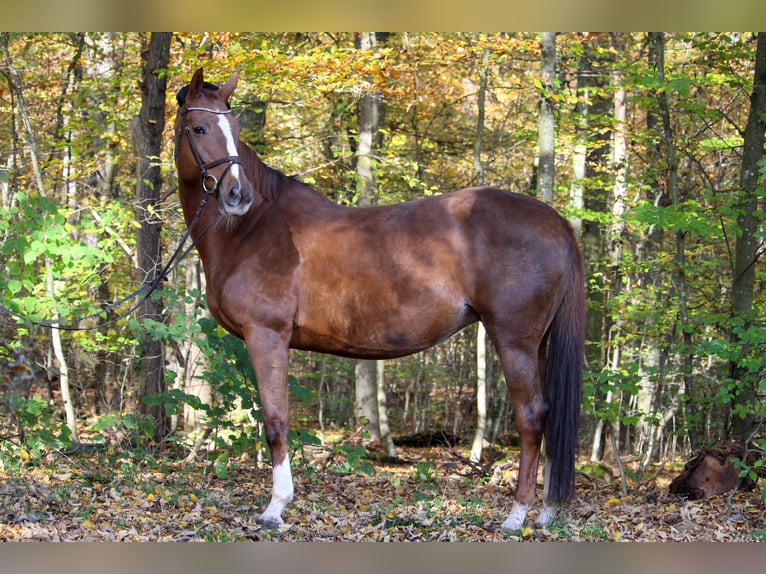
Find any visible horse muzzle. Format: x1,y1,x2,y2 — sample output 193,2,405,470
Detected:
219,178,254,216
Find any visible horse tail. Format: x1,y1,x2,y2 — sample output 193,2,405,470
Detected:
544,237,586,506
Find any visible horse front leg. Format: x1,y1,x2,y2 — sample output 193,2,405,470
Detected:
244,329,293,528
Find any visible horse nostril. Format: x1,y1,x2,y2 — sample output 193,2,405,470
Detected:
226,184,242,206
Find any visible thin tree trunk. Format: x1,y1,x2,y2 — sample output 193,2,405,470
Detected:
650,32,699,450
573,36,612,455
353,32,387,442
470,46,490,463
181,260,212,433
537,32,556,205
134,32,172,441
471,323,488,463
730,32,766,440
377,360,397,457
48,268,77,442
355,360,380,440
318,356,327,445
591,33,629,462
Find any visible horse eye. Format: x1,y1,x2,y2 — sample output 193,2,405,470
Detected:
193,126,206,135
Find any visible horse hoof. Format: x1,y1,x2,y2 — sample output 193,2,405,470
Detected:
500,501,531,531
257,514,283,529
500,516,524,532
536,505,558,527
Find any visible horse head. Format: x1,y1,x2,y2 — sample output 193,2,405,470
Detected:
175,67,256,217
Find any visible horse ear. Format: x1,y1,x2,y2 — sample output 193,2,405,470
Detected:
188,67,205,100
219,71,239,102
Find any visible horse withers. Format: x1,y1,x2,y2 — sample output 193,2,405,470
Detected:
173,67,585,532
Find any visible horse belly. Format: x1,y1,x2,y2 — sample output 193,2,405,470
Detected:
291,292,477,360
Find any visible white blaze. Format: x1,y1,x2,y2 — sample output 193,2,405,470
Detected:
216,113,241,179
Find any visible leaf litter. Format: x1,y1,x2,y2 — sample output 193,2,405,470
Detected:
1,444,763,541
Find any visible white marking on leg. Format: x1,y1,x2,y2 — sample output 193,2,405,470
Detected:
501,501,532,531
258,456,294,526
536,502,558,527
537,457,558,526
543,456,551,500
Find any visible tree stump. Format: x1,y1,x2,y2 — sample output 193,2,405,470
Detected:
669,444,757,499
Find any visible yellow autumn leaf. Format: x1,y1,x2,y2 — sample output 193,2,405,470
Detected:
146,493,156,502
521,526,534,539
82,520,96,530
606,498,621,507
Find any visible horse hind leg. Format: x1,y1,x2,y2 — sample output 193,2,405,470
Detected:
493,341,547,531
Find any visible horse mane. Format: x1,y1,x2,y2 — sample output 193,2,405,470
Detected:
238,139,327,204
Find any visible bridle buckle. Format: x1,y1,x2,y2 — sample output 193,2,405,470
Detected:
202,173,219,194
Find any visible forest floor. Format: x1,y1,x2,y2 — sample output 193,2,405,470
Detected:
1,436,764,542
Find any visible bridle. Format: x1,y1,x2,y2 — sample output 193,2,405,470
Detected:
181,105,245,198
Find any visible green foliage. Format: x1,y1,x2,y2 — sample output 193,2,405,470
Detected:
91,413,157,446
330,445,374,475
0,394,73,469
138,292,321,469
413,461,437,484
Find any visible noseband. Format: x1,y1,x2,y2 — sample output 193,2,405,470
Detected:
181,106,244,197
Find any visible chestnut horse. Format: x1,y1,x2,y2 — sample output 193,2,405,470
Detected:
173,68,585,531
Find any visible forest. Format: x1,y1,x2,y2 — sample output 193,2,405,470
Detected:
1,32,765,541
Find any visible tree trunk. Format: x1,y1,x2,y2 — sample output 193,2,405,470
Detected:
377,360,397,457
636,33,678,469
536,32,556,204
133,32,172,442
591,33,629,462
471,323,488,463
48,268,77,442
470,46,490,463
355,360,380,440
182,260,212,433
574,33,612,370
649,31,699,451
730,32,766,440
353,32,391,443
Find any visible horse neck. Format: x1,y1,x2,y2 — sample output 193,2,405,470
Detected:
178,141,333,261
240,141,332,209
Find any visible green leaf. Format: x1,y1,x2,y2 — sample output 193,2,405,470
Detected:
7,278,22,295
214,453,229,478
25,399,43,416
